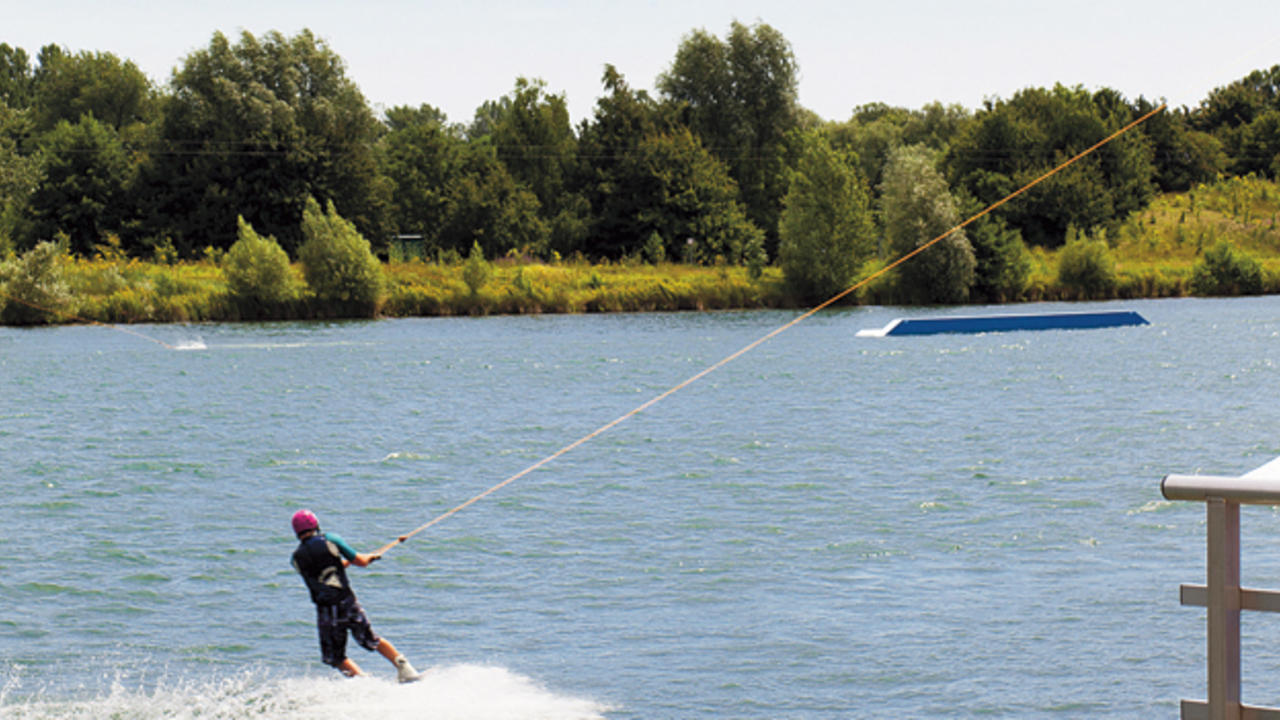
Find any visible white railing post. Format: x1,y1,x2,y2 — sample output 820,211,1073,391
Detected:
1205,497,1241,720
1161,473,1280,720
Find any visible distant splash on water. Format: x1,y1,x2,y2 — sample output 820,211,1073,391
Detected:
380,451,429,463
184,340,372,351
0,664,612,720
170,337,208,351
167,338,370,351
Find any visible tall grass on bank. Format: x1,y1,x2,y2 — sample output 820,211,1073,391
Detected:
385,259,793,316
21,252,800,326
8,247,1274,328
10,175,1280,327
65,257,230,324
1113,175,1280,262
1110,175,1280,296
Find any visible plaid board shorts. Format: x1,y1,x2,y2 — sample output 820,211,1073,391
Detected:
315,594,381,667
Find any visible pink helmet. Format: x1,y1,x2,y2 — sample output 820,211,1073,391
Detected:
291,509,319,536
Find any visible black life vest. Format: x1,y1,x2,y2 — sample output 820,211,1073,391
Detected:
291,533,353,605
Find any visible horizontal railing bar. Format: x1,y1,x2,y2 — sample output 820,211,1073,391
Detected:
1180,584,1280,612
1163,474,1280,504
1181,699,1280,720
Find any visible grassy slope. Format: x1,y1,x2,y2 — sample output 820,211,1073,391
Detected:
1110,175,1280,295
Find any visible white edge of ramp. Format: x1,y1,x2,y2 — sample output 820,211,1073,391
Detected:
1243,455,1280,479
855,319,900,338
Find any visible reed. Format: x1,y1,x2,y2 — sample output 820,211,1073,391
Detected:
65,258,231,323
384,260,793,317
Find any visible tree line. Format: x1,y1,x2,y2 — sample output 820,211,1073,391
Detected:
0,23,1276,304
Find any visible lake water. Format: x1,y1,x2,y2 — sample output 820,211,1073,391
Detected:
3,297,1280,718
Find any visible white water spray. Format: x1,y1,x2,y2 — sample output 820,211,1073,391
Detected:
171,337,208,351
1,664,611,720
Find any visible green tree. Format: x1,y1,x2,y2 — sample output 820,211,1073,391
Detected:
474,79,575,212
947,84,1157,247
828,102,972,196
576,65,670,258
223,215,297,310
902,102,973,153
32,45,65,85
379,105,465,252
29,48,156,135
1234,109,1280,178
379,105,547,258
960,201,1031,303
880,145,975,304
478,78,587,255
386,103,451,133
25,52,155,254
777,132,874,301
659,21,801,251
28,115,132,255
1194,65,1280,133
438,137,548,258
576,66,762,263
826,111,903,197
1192,66,1280,179
0,44,34,109
1137,100,1226,191
144,30,388,256
634,127,764,265
0,105,38,247
298,197,384,315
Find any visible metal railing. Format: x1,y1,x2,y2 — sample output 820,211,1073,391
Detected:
1162,473,1280,720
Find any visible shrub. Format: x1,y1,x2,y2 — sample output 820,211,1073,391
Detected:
0,241,71,325
98,286,154,323
223,217,297,309
853,259,894,305
436,247,463,265
1191,240,1263,295
968,215,1031,303
1056,231,1117,299
642,231,666,264
66,260,128,297
298,197,385,316
151,238,180,265
1117,265,1188,298
202,245,226,264
461,241,493,295
778,134,874,302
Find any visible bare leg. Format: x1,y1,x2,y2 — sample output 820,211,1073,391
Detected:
376,638,399,665
377,638,421,682
338,658,364,677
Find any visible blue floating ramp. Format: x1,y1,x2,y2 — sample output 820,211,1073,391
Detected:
855,310,1148,337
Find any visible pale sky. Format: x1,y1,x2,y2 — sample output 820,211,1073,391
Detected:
4,0,1277,125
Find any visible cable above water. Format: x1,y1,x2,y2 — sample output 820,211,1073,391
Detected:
372,103,1168,556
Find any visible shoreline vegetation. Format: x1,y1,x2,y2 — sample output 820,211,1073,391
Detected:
4,26,1280,326
3,174,1279,327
